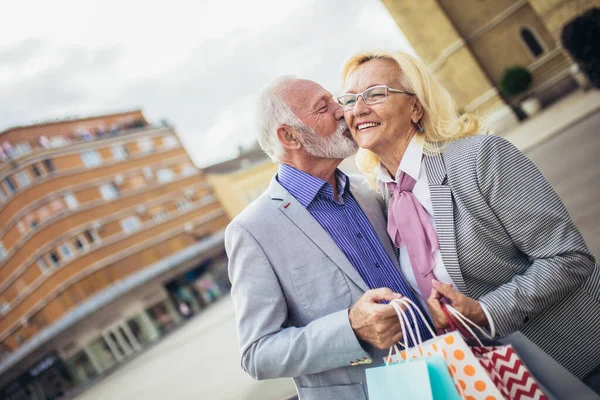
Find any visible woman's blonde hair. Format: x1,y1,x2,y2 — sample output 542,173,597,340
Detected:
341,51,484,189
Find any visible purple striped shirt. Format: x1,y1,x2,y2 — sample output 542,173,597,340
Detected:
277,163,432,344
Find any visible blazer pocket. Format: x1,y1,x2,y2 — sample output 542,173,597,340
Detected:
290,259,352,316
297,383,367,400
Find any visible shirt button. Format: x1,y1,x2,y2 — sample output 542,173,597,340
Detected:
375,263,380,268
357,233,363,239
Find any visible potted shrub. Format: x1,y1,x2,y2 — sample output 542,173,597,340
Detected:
562,8,600,88
500,66,541,117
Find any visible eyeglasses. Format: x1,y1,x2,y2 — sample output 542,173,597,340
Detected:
337,85,414,110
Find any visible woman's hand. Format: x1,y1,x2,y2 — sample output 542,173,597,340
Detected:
426,280,489,330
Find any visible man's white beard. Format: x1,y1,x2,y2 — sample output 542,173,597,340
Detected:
299,121,358,159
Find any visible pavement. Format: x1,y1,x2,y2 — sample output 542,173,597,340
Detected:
73,297,297,400
501,88,600,153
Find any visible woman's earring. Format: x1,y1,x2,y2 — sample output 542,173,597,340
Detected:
417,122,424,133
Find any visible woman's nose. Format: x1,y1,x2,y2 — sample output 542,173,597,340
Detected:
353,96,369,116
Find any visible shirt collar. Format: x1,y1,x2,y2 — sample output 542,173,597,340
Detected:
277,163,350,207
376,134,425,183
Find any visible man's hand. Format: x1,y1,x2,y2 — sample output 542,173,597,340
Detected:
349,288,405,349
426,280,488,330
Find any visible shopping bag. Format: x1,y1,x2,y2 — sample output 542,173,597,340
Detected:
474,346,548,400
367,299,460,400
444,304,548,400
366,358,434,400
385,298,506,399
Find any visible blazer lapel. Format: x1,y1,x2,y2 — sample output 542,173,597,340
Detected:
424,150,468,295
268,176,369,292
350,179,400,270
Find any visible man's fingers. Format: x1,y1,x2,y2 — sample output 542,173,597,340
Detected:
389,330,404,348
373,303,403,320
366,287,403,303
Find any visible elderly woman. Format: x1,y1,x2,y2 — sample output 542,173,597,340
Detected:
338,51,600,391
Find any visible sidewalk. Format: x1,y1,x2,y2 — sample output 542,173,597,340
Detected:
500,89,600,152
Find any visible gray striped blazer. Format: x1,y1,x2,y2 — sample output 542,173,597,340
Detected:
384,134,598,379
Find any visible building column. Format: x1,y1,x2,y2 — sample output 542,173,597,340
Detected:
102,333,124,362
84,346,104,374
137,310,161,342
164,298,183,325
121,322,142,352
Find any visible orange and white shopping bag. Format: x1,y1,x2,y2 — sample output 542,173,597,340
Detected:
387,299,506,399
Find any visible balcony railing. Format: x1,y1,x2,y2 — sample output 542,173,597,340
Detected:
0,122,172,166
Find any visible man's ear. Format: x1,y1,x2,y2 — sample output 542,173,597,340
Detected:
411,98,424,124
276,125,301,150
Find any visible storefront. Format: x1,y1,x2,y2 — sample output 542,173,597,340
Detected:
164,251,230,316
0,353,73,400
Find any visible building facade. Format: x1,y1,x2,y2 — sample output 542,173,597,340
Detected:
205,144,278,220
0,111,230,399
380,0,597,131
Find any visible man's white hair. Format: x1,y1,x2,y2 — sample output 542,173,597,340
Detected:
256,75,302,162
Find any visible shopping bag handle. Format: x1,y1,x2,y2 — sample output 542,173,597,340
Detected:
444,304,493,346
386,301,413,365
391,298,437,338
441,304,480,345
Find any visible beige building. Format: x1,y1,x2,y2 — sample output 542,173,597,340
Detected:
381,0,598,131
0,111,230,399
205,144,278,220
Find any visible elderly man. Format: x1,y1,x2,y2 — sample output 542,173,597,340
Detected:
225,76,433,400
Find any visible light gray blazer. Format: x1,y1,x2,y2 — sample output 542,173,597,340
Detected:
384,134,598,379
225,173,396,400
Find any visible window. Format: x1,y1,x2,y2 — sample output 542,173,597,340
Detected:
157,168,175,183
0,242,7,261
120,216,142,233
81,150,102,168
38,258,50,274
142,167,153,180
37,206,51,223
137,138,154,153
14,142,32,156
15,171,31,188
153,210,168,222
50,199,65,214
112,145,129,160
3,176,17,194
521,28,544,58
48,251,60,266
162,136,179,149
43,159,55,173
59,243,74,260
74,237,85,252
64,192,79,210
0,302,9,315
182,165,198,177
29,219,38,231
200,194,216,205
0,188,5,203
31,165,42,178
50,136,68,148
176,198,192,211
84,230,98,245
17,221,27,235
100,183,119,201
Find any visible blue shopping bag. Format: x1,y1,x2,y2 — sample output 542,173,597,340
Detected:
366,358,433,400
366,356,461,400
426,355,462,400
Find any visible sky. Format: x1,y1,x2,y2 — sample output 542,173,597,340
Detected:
0,0,415,167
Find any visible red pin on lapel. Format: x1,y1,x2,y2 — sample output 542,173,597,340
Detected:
283,202,291,209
